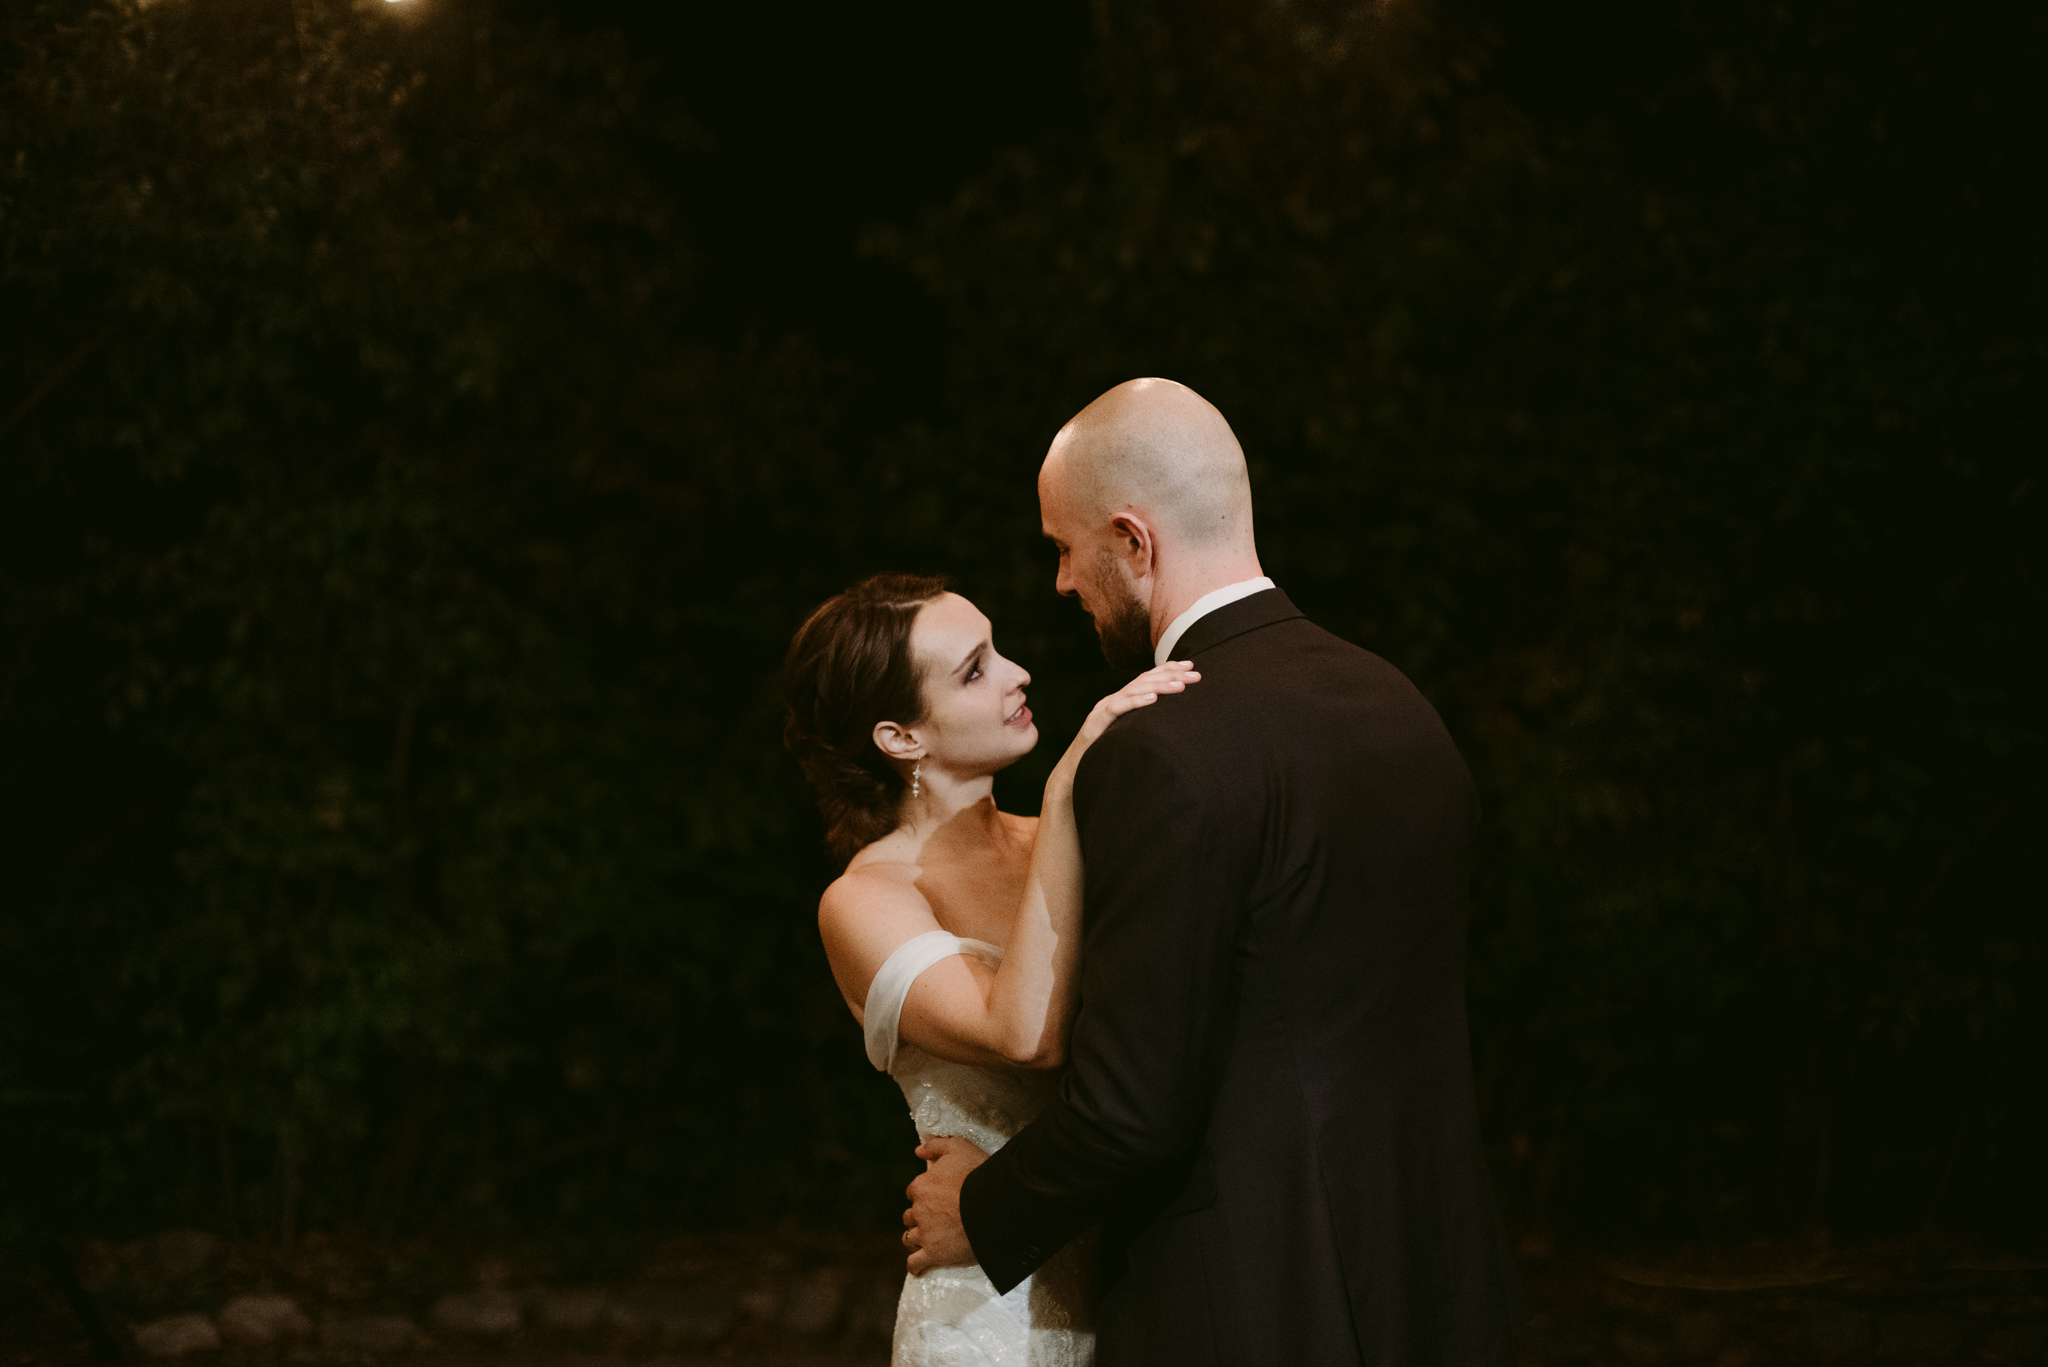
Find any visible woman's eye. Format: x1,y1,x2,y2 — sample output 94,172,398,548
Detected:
966,665,982,683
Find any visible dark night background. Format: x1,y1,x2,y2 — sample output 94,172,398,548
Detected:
3,0,2043,1273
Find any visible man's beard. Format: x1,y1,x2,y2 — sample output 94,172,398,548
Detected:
1089,555,1154,674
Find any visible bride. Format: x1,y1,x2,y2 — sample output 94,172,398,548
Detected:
781,572,1197,1367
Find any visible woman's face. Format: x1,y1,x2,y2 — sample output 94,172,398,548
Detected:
903,593,1037,777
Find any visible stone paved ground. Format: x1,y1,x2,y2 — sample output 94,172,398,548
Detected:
4,1230,2042,1364
5,1230,902,1364
1512,1242,2047,1367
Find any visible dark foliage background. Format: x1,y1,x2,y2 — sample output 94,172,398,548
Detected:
2,0,2041,1249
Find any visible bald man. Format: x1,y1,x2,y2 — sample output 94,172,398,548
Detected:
904,379,1518,1365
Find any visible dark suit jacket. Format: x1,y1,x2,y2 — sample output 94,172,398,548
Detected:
959,589,1517,1366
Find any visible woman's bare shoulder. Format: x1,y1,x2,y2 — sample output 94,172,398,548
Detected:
816,859,946,1004
819,858,923,929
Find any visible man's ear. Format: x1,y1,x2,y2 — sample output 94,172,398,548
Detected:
873,720,922,763
1108,513,1157,579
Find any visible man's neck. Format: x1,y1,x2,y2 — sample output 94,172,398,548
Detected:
1148,561,1268,646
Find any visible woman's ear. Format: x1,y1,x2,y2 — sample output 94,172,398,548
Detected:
872,719,922,763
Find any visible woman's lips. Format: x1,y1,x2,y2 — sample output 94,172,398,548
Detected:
1006,703,1033,727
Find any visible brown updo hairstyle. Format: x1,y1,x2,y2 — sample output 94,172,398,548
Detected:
782,572,951,863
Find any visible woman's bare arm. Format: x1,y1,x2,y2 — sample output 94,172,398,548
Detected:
819,662,1199,1071
962,761,1084,1067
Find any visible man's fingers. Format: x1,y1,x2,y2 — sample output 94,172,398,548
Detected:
907,1250,930,1277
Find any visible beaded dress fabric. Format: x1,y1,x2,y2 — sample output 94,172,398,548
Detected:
865,930,1096,1367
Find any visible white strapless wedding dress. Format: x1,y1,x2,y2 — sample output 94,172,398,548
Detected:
865,930,1096,1367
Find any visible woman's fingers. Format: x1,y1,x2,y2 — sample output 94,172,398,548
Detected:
1119,670,1197,700
1127,669,1199,697
1109,675,1195,710
1073,664,1201,746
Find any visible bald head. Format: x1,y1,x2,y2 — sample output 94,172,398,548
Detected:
1038,379,1265,667
1040,378,1256,556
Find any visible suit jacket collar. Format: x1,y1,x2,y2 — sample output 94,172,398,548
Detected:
1169,587,1303,659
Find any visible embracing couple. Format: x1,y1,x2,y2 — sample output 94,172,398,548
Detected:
781,379,1517,1366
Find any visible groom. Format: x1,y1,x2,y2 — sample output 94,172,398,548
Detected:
904,379,1518,1365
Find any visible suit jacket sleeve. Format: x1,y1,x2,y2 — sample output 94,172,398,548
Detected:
959,719,1248,1293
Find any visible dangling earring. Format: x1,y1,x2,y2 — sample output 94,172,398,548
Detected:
911,760,922,801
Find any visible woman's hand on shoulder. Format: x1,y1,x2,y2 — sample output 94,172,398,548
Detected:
1065,661,1201,763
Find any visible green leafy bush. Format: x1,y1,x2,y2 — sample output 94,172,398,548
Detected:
2,0,2040,1245
869,0,2047,1238
0,0,898,1237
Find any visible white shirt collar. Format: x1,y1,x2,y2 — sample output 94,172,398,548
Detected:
1154,577,1277,666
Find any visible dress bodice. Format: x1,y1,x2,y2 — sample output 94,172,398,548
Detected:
863,930,1094,1367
